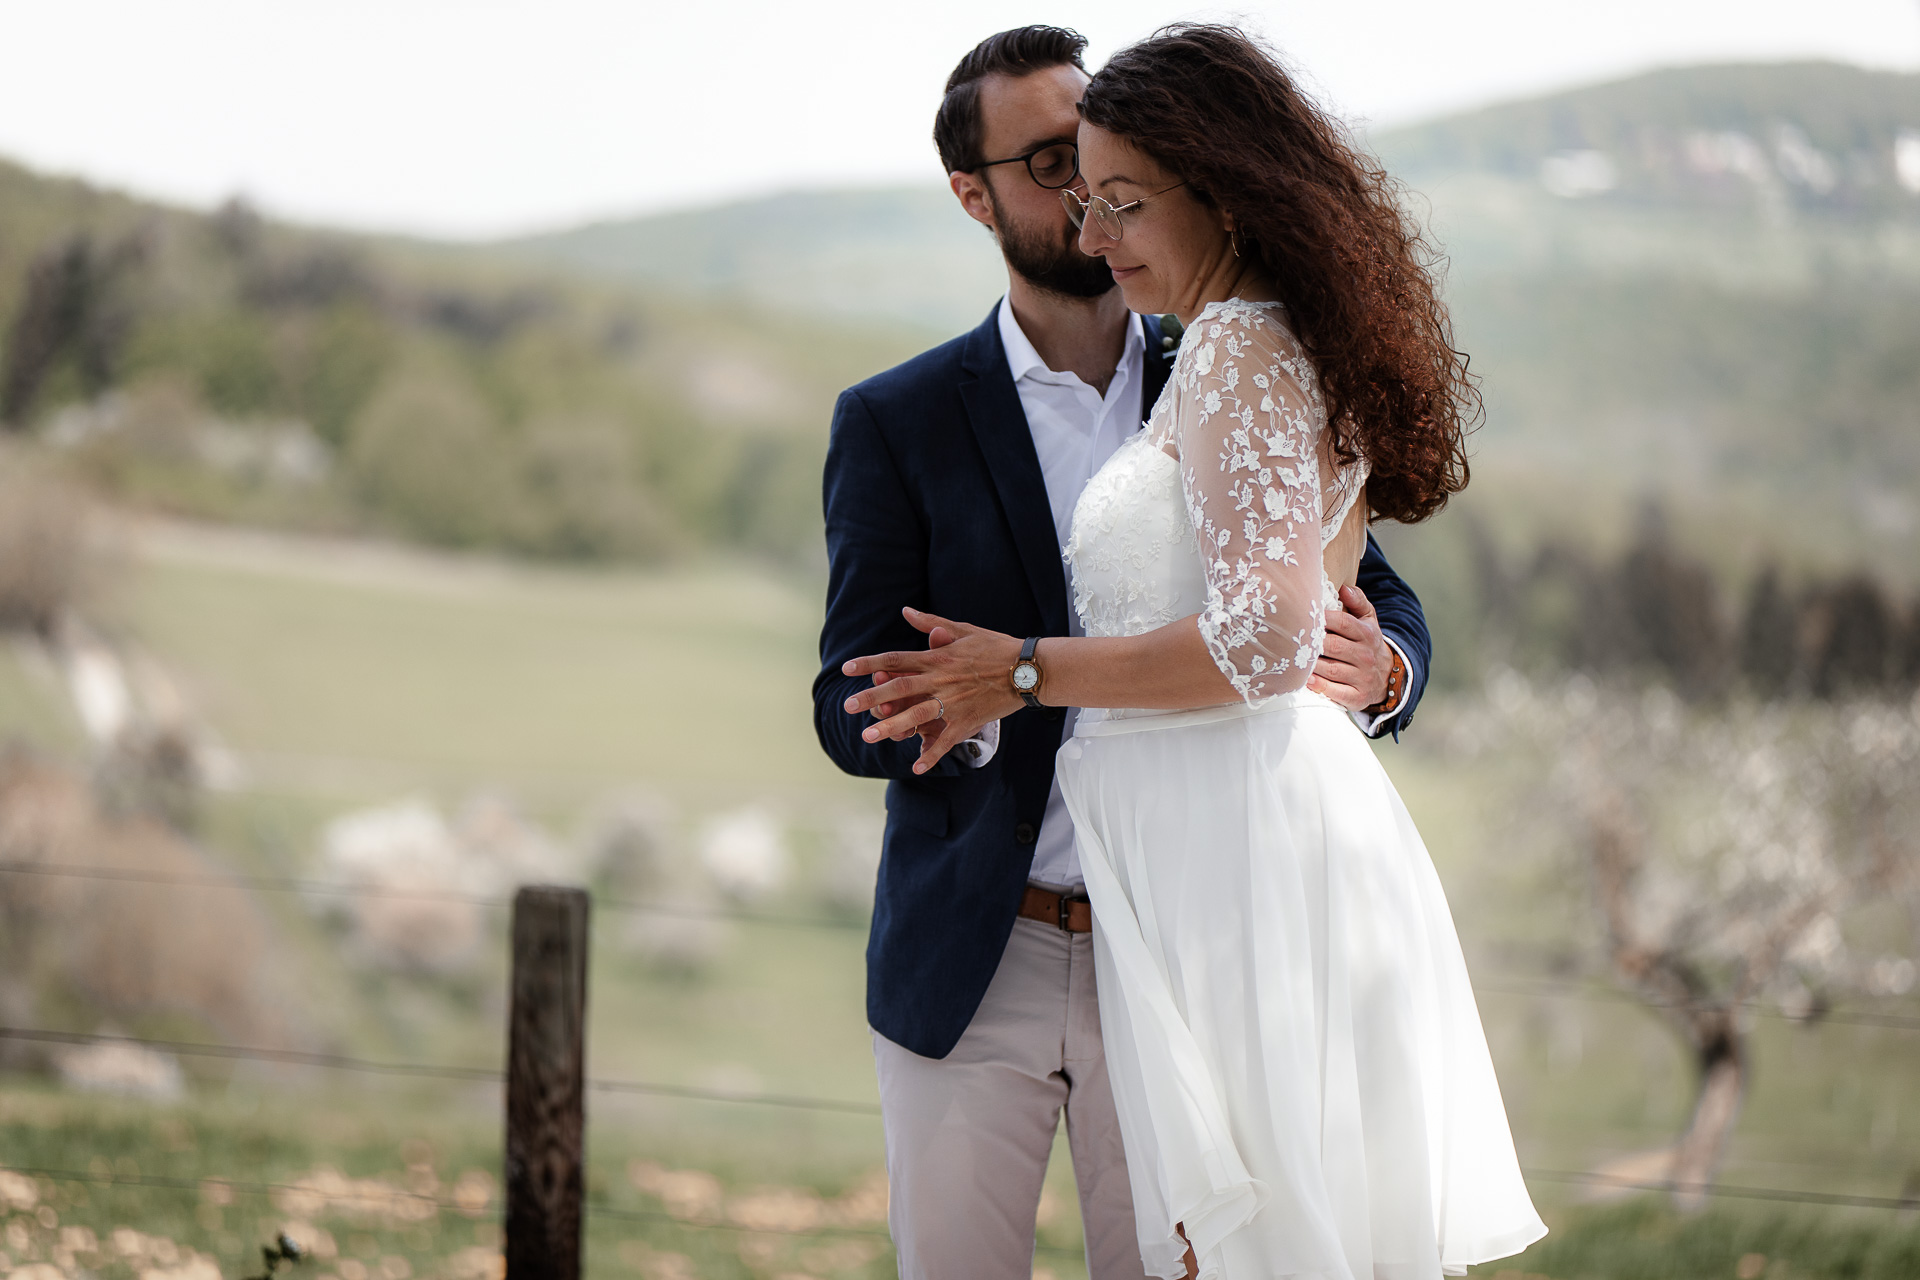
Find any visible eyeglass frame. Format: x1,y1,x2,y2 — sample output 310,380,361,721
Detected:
1060,180,1190,241
969,141,1082,190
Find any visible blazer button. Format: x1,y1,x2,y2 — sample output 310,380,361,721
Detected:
1014,822,1037,845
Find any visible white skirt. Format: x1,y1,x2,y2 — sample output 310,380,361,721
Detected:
1056,691,1546,1280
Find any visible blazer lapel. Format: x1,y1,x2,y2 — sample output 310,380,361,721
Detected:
957,305,1072,638
1140,312,1175,424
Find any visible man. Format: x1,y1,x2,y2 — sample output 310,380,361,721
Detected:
811,26,1432,1279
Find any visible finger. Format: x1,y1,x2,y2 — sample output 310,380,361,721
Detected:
903,606,969,638
843,650,938,679
1312,658,1363,684
913,719,971,775
1319,632,1366,664
862,695,944,744
1307,674,1365,710
1339,584,1377,620
845,674,930,716
1322,610,1366,641
927,626,959,648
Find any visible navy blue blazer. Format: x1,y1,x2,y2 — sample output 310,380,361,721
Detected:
813,303,1431,1059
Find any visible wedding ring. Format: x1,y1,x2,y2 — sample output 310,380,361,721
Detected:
933,695,947,721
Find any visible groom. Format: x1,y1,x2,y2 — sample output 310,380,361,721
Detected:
812,26,1432,1279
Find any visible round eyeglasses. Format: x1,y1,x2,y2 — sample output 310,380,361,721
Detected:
972,142,1080,190
1060,181,1189,242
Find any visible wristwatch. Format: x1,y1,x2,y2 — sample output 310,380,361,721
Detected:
1010,636,1045,708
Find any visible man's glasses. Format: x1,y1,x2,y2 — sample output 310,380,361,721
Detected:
973,142,1080,190
1060,181,1189,242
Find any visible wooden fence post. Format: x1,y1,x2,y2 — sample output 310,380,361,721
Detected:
505,885,590,1279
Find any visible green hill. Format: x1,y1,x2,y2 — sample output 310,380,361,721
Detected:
493,60,1920,579
0,159,929,568
502,186,1006,334
3,60,1917,578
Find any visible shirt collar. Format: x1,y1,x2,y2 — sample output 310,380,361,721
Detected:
998,294,1144,388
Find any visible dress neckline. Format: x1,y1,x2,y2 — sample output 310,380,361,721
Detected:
1194,297,1283,321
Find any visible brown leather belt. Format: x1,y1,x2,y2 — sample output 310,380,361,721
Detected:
1020,884,1092,933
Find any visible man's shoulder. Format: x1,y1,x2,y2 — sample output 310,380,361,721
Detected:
839,313,996,419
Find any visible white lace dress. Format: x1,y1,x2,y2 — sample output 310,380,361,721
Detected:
1056,299,1545,1279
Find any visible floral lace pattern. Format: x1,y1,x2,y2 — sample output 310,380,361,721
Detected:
1145,299,1366,703
1063,432,1198,640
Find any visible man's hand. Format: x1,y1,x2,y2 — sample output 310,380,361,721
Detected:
842,608,1025,774
1309,584,1394,712
865,627,960,746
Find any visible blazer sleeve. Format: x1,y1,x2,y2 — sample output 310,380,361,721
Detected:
1355,531,1431,740
812,387,968,780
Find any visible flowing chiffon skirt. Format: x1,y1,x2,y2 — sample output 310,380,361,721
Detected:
1055,691,1546,1280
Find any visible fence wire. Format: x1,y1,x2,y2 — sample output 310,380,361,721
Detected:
6,861,1919,1225
6,857,1917,1031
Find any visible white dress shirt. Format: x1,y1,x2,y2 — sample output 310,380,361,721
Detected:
961,296,1409,887
966,297,1145,891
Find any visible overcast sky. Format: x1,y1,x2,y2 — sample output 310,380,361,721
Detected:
2,0,1917,239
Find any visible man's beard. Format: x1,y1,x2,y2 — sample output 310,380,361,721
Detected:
990,193,1115,300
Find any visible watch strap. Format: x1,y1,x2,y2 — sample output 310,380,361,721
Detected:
1017,635,1043,709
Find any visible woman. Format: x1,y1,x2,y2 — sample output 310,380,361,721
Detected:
840,25,1545,1279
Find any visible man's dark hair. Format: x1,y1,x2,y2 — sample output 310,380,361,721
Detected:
933,25,1088,175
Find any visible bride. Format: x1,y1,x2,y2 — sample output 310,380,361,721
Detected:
840,24,1545,1280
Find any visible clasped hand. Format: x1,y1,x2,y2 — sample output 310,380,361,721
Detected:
841,607,1024,776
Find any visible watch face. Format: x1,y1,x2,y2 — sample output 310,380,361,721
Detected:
1012,663,1039,691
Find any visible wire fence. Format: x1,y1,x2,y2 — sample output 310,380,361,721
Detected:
6,856,1918,1031
4,853,1919,1254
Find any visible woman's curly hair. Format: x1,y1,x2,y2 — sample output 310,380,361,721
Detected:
1079,24,1475,523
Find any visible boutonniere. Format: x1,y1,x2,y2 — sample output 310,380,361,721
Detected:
1158,314,1183,362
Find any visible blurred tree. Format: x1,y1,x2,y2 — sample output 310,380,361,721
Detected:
1472,676,1920,1206
345,367,520,547
1805,577,1900,698
519,415,674,561
1739,565,1799,699
1619,508,1729,698
0,456,93,634
1,230,146,425
284,304,395,446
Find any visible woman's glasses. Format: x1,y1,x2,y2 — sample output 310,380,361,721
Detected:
1060,181,1189,242
972,142,1080,190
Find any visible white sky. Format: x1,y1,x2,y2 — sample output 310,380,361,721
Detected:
2,0,1917,239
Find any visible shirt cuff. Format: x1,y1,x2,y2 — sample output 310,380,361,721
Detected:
961,719,1001,767
1350,636,1411,739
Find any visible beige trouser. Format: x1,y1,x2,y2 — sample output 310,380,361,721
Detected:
872,913,1148,1280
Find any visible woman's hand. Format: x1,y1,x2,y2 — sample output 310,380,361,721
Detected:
842,607,1026,774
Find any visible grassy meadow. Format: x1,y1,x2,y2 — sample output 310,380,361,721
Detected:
1,523,1916,1279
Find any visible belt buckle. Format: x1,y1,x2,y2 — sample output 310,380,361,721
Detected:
1058,893,1088,932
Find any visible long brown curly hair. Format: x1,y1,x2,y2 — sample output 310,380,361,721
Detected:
1079,24,1474,523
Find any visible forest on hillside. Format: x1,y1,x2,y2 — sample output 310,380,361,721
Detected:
0,160,919,568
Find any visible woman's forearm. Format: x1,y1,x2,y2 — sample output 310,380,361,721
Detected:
838,607,1242,775
1036,616,1238,711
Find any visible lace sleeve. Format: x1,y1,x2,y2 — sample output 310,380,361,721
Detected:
1164,302,1328,704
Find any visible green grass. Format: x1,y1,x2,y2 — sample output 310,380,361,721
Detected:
3,528,1918,1277
123,531,863,809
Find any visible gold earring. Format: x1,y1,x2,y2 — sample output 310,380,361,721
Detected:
1229,228,1241,259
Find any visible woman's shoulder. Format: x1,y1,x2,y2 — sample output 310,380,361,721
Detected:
1176,297,1315,392
1190,297,1299,348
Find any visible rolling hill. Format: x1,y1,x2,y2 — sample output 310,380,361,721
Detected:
1,60,1916,580
496,60,1920,580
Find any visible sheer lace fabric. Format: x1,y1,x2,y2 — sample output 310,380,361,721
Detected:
1145,299,1366,702
1055,297,1545,1279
